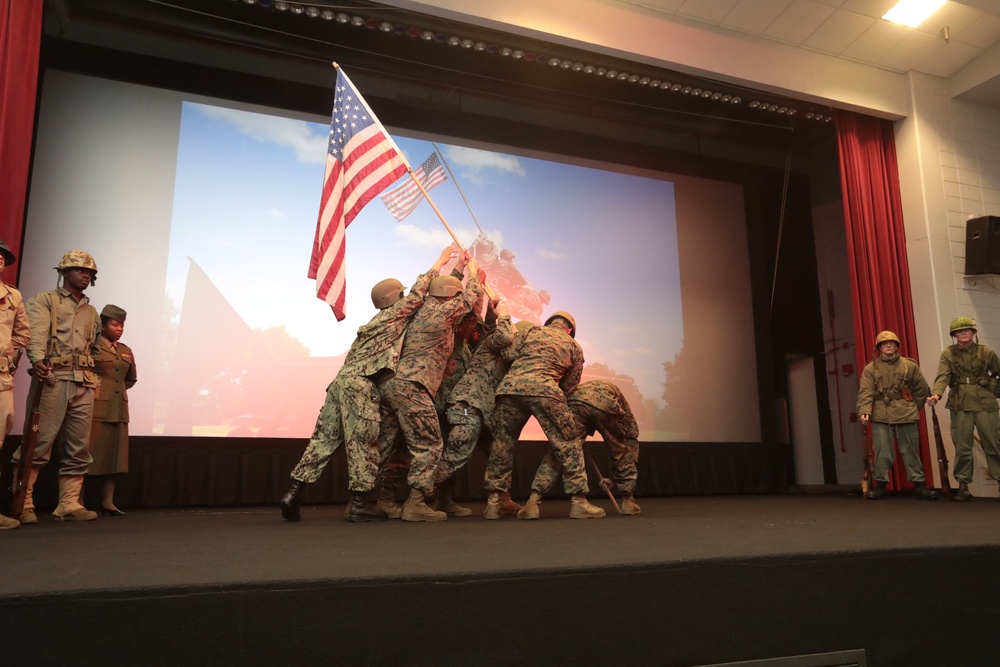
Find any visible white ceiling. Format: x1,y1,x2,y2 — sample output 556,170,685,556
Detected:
598,0,1000,105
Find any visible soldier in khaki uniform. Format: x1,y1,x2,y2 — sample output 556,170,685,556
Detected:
87,305,137,516
927,317,1000,501
376,251,483,521
0,240,30,529
279,245,457,522
856,331,935,500
519,379,643,518
18,250,102,523
484,311,605,519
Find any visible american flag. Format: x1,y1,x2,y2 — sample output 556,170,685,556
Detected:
380,151,448,221
309,68,408,321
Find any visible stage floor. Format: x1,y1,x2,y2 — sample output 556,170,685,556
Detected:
3,492,998,597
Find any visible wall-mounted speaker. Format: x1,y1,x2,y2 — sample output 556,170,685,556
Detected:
965,215,1000,275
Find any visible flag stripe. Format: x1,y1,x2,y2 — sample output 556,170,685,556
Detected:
309,69,408,320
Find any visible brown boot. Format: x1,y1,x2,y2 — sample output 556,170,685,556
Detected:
483,492,500,520
517,491,542,520
569,495,606,519
0,514,19,529
434,479,472,517
376,485,403,519
52,475,97,522
402,487,447,522
498,492,522,516
17,466,40,524
620,494,641,515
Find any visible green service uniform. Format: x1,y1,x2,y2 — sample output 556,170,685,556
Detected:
88,335,137,475
856,353,930,484
931,342,1000,484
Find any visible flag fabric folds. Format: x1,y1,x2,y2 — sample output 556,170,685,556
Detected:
380,151,447,221
309,67,408,321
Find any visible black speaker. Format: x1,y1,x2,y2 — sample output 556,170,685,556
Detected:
965,215,1000,275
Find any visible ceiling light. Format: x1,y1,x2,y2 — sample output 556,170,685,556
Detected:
882,0,947,28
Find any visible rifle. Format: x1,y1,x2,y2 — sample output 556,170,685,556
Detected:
861,421,874,499
10,377,44,517
930,406,953,500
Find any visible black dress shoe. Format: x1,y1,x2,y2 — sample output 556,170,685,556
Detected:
100,507,126,516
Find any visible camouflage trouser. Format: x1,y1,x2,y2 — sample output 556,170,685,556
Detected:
532,404,639,494
290,375,380,492
485,394,588,495
432,400,484,485
377,402,410,491
377,377,444,496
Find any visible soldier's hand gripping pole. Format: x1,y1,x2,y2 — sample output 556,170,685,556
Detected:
586,454,621,515
930,406,953,500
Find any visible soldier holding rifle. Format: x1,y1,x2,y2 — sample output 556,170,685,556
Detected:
927,317,1000,501
856,331,936,500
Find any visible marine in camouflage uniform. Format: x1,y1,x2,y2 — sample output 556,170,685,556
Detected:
18,250,102,524
279,245,458,522
927,317,1000,501
0,240,29,529
376,253,483,521
856,331,935,500
484,311,605,519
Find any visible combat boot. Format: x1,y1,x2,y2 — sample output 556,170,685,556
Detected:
434,478,472,517
52,475,97,522
279,479,306,521
18,509,37,525
865,480,887,500
620,494,642,515
569,495,606,519
0,514,19,529
402,487,447,522
518,491,542,520
912,484,938,501
953,482,973,502
483,492,501,520
377,485,403,519
345,491,388,522
498,492,522,516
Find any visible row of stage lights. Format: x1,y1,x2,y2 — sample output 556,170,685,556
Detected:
228,0,833,123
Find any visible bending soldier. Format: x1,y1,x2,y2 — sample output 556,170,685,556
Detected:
856,331,936,500
927,317,1000,501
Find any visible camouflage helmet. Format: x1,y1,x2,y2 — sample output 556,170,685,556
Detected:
514,320,536,333
874,330,900,351
544,311,576,338
0,240,16,266
429,275,463,298
949,316,977,335
56,250,98,274
370,278,404,310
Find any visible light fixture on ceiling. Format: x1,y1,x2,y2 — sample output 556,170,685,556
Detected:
882,0,948,28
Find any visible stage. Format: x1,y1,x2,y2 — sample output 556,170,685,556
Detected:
2,493,998,666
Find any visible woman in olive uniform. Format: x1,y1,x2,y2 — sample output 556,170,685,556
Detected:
87,304,137,515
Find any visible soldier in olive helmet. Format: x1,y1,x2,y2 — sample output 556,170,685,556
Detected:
484,310,605,519
856,331,935,500
0,240,30,529
927,317,1000,501
279,245,458,522
16,250,101,523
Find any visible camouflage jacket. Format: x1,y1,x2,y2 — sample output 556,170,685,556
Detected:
856,354,929,424
496,323,583,400
447,316,515,416
932,343,1000,412
567,380,638,439
394,272,483,396
339,268,435,380
25,287,100,383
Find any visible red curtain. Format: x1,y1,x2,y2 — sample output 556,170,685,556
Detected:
0,0,43,283
834,108,932,489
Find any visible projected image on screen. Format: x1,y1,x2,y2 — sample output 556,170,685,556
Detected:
20,72,760,443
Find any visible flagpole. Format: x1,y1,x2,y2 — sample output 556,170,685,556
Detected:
432,142,485,236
